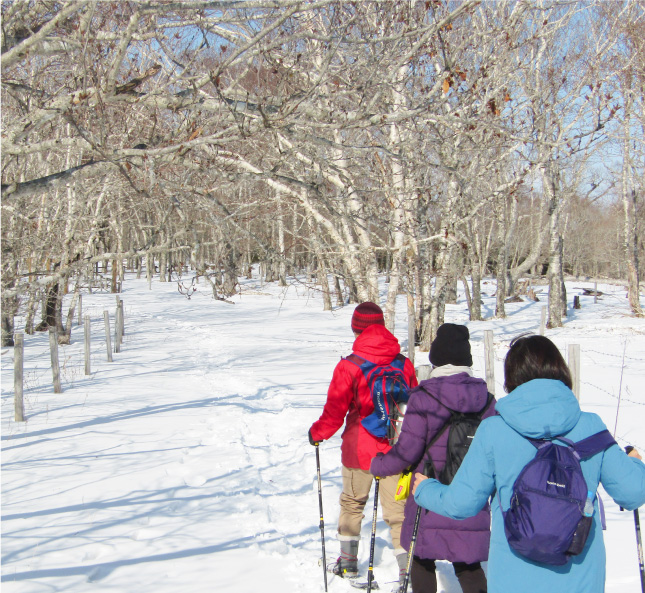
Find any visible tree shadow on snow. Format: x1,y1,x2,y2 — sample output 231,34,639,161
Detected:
0,534,269,583
1,396,226,446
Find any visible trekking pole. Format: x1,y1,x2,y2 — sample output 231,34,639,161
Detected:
633,506,645,593
401,506,421,593
401,462,430,593
315,444,328,592
625,446,645,593
367,476,380,593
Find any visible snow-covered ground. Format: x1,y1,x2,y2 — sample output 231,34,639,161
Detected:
2,271,644,593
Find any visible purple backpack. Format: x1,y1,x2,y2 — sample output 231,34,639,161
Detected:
503,429,616,565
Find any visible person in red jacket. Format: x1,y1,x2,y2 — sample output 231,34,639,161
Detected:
309,302,418,585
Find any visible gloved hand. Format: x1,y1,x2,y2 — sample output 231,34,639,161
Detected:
308,429,320,446
626,445,642,460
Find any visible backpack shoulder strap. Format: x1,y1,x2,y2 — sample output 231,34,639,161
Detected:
533,430,616,460
420,391,492,480
343,354,369,417
417,390,453,478
481,391,495,414
422,389,451,412
526,438,553,450
344,353,367,367
573,429,617,460
423,425,451,479
346,353,406,368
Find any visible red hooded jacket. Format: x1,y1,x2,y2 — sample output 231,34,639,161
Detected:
310,324,418,470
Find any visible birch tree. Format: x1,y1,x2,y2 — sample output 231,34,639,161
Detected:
2,0,643,343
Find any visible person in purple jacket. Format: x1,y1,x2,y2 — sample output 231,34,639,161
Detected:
370,323,495,593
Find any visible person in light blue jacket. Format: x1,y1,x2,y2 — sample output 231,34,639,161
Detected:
413,334,645,593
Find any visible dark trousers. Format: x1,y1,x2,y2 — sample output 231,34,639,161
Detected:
411,556,487,593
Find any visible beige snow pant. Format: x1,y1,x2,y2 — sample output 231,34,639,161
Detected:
337,465,406,555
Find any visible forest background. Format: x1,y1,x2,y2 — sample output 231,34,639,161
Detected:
2,0,644,346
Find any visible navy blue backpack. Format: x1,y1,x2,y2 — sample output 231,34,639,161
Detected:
345,353,410,444
502,429,616,565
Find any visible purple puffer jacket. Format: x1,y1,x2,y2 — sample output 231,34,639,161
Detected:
370,372,496,563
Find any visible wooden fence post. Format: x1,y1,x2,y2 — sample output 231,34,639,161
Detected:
594,282,598,304
104,311,113,362
84,315,91,375
115,304,122,353
416,365,432,381
539,306,547,335
118,299,124,340
78,294,82,326
14,333,25,421
484,330,495,395
568,344,581,400
49,327,62,393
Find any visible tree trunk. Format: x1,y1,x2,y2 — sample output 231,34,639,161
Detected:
111,260,118,292
420,232,457,351
544,166,566,328
1,305,15,346
333,272,344,307
308,218,332,311
24,290,38,335
318,266,332,311
621,90,643,317
35,283,62,331
384,247,404,333
60,289,80,344
468,268,483,321
276,193,287,287
222,242,238,297
159,237,167,282
495,249,508,319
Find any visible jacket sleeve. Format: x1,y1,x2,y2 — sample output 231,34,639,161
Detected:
370,390,428,477
600,445,645,511
414,417,496,520
309,361,356,442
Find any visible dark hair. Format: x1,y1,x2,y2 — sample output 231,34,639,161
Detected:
503,333,572,393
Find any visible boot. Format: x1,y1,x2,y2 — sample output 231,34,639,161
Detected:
330,536,359,578
393,551,410,593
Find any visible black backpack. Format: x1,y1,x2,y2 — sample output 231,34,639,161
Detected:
423,391,494,484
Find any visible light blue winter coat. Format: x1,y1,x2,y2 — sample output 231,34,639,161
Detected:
414,378,645,593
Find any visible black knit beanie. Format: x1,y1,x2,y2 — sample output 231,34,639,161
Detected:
429,323,473,367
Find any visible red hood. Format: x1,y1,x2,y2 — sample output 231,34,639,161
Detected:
352,324,401,364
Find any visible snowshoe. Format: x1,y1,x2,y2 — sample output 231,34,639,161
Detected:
349,577,380,590
327,558,359,579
